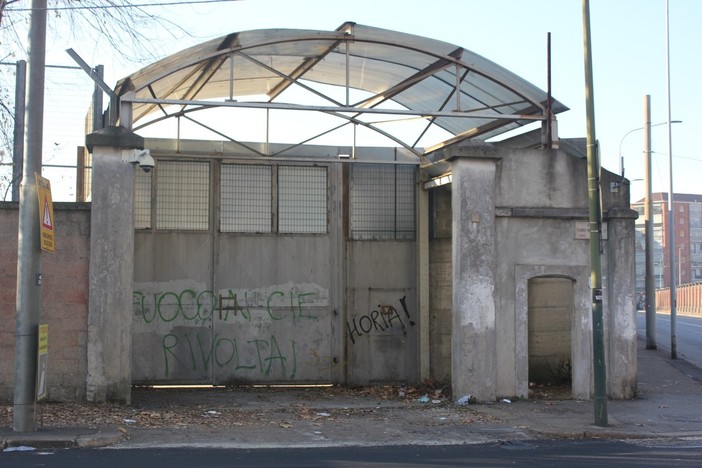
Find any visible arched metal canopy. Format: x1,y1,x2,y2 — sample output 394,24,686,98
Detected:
114,22,567,158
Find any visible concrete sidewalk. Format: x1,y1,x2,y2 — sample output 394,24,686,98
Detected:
3,337,702,450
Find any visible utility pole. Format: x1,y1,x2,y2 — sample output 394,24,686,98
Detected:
644,95,657,350
13,0,47,432
665,0,677,360
582,0,608,427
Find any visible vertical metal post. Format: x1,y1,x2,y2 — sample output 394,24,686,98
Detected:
546,32,553,149
11,60,27,202
266,108,270,156
455,63,461,111
76,146,85,203
582,0,608,426
665,0,677,359
14,0,47,433
345,41,350,107
229,53,234,102
644,95,657,349
92,65,105,132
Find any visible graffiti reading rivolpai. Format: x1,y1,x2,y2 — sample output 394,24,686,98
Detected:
161,332,297,378
133,282,328,380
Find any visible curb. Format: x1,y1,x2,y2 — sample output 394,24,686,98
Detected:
1,429,124,450
522,428,702,442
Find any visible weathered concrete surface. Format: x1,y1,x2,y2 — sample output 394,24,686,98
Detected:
450,150,500,402
444,144,637,402
86,127,142,404
605,208,638,399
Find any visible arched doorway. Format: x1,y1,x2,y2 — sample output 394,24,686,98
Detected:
527,277,574,395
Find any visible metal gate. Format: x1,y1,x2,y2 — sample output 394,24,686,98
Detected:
131,154,417,386
131,159,335,385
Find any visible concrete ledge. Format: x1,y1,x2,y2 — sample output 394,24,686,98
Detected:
86,125,143,153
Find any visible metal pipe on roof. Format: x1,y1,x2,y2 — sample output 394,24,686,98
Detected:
455,63,461,111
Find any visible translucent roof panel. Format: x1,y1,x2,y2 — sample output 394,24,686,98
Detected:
115,22,567,156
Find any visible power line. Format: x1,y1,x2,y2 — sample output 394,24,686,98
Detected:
674,155,702,163
651,151,702,163
6,0,241,13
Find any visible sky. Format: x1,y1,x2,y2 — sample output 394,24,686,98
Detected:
8,0,701,202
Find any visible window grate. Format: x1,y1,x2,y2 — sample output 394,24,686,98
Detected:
134,169,152,229
156,161,210,231
220,164,272,233
278,166,327,234
394,165,417,240
350,163,416,240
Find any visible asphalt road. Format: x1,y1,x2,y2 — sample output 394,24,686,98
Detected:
3,440,702,467
637,311,702,369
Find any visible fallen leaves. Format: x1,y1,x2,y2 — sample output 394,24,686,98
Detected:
0,384,500,431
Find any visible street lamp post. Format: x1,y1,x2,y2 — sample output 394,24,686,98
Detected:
618,103,680,351
666,0,678,360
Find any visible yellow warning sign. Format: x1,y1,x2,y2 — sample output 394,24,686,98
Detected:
37,324,48,401
35,174,55,252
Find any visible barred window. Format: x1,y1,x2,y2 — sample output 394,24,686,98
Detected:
278,166,327,234
220,164,272,233
134,169,152,229
156,161,210,230
351,163,416,240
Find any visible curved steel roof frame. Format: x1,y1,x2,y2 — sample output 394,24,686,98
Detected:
114,22,568,158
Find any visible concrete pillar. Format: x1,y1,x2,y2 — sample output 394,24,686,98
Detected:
605,208,638,399
418,181,430,382
448,146,501,402
85,126,143,403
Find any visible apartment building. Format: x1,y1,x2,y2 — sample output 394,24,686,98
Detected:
632,193,702,291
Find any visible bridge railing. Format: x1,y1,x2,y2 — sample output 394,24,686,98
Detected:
656,282,702,315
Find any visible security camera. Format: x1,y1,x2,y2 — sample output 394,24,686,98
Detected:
130,149,155,173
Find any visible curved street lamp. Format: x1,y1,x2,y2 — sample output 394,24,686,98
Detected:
618,120,682,180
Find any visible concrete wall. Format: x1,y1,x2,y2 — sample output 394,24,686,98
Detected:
346,241,418,384
129,143,419,387
442,144,637,401
428,186,452,382
0,141,637,403
451,154,499,402
0,203,90,402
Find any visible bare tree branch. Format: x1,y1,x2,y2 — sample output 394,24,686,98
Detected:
0,0,200,200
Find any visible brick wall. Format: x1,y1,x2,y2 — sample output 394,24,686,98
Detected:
0,202,90,402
